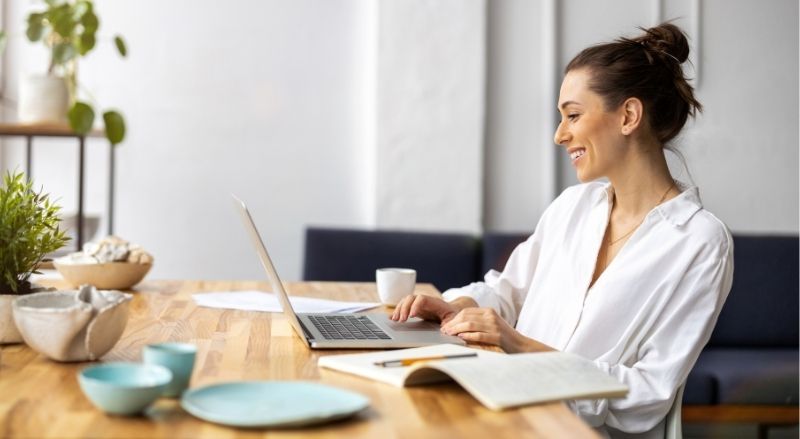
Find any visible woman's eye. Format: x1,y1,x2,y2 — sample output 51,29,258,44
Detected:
568,114,580,121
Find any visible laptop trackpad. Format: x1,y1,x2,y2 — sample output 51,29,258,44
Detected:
383,317,441,332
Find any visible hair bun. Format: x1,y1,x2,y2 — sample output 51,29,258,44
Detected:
638,23,690,63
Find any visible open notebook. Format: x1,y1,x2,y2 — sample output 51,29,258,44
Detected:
318,344,628,411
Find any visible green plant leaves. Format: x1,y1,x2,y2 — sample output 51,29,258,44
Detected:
0,31,6,56
26,13,46,42
103,111,126,145
53,42,77,64
25,1,128,147
77,33,96,56
47,4,77,37
0,170,69,294
114,35,127,57
67,101,95,135
81,9,99,34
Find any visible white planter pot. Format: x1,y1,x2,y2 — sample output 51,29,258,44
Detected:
18,74,70,124
0,295,24,344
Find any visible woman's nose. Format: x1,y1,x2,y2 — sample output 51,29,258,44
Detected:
554,122,569,146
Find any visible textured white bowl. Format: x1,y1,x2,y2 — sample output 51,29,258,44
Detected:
54,261,151,290
13,287,132,362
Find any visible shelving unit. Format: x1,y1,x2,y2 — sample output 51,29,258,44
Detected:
0,121,114,251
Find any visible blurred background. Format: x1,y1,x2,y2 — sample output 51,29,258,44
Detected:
0,0,797,282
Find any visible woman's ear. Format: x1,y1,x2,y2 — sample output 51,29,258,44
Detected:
620,97,644,136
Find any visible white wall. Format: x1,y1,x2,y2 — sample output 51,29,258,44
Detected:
376,0,485,233
1,1,797,282
1,0,374,281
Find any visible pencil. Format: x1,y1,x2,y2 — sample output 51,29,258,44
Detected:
373,352,478,367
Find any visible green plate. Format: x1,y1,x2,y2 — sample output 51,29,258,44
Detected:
181,381,369,428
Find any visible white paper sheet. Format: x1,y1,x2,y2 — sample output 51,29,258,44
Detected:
192,291,381,314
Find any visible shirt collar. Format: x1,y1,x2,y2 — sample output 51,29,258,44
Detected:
601,180,703,227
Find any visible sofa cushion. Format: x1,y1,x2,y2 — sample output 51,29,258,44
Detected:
709,235,799,347
303,227,480,292
696,348,799,405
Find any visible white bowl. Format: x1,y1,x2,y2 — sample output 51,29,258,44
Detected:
54,261,151,290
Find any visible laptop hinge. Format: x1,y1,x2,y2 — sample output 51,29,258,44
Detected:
296,317,316,341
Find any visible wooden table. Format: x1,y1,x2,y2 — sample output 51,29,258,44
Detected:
0,280,599,438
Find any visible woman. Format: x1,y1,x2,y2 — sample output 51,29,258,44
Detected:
391,23,733,438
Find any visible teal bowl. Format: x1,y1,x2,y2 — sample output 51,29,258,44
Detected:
78,362,172,415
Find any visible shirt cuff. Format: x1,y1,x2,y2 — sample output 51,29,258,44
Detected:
441,282,499,310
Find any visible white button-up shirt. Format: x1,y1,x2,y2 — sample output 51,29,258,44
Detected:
443,181,733,438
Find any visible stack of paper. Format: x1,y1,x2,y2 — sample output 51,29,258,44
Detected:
192,290,380,314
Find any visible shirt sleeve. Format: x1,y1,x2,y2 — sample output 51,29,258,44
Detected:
440,232,541,326
440,202,559,326
569,233,734,433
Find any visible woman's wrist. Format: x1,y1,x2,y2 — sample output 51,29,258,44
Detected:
508,333,557,353
447,296,479,313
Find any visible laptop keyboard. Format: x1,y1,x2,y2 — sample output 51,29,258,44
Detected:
307,315,391,340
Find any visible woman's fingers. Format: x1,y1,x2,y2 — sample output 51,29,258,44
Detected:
390,295,414,321
439,308,504,347
391,295,454,323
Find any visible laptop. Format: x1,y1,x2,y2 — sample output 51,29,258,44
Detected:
233,195,466,349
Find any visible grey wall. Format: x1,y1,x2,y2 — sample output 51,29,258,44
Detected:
1,0,797,282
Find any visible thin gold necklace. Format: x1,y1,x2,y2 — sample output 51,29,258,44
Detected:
607,181,676,247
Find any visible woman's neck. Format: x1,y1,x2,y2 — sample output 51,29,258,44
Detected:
607,139,676,218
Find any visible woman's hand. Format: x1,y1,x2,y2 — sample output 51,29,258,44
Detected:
441,307,555,353
390,295,460,323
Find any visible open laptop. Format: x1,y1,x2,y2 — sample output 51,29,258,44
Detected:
233,195,466,349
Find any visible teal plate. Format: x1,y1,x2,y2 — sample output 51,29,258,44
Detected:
181,381,369,428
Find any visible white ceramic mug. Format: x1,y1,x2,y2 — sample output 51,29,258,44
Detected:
376,268,416,306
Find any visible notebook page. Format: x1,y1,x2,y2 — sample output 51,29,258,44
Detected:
415,351,628,410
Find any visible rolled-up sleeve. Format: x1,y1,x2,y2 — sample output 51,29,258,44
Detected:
441,230,542,326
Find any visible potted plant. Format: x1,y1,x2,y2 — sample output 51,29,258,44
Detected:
0,170,70,343
20,0,127,145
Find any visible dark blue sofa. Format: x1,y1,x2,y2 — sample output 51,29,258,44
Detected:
304,228,799,429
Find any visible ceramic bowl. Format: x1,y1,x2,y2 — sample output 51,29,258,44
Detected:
54,261,152,290
78,363,172,415
13,288,132,361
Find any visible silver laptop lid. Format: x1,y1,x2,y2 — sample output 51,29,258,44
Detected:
232,195,309,346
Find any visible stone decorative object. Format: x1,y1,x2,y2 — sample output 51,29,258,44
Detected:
54,236,154,290
12,285,132,362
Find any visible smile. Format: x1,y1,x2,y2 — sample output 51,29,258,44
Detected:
569,148,586,161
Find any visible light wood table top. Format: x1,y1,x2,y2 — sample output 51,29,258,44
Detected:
0,280,599,438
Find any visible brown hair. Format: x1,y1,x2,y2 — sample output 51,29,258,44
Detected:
565,23,702,145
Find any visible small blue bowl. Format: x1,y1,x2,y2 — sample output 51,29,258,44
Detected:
78,362,173,415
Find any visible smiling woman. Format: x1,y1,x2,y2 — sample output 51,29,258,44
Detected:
392,23,733,439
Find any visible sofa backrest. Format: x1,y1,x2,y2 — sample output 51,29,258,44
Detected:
303,227,481,292
481,232,531,275
708,235,799,347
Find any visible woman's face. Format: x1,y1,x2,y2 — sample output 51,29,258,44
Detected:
554,69,627,183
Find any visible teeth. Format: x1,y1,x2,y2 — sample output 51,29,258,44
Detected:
570,149,586,160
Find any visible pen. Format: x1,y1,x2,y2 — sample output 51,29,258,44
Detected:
373,352,478,367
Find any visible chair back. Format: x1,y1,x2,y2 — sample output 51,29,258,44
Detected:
665,383,685,439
